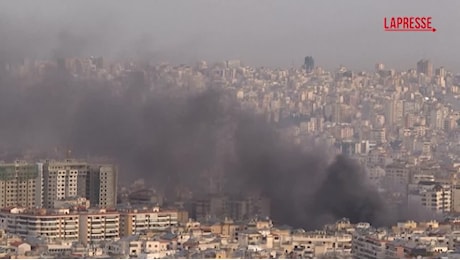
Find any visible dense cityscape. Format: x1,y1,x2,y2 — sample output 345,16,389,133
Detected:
0,55,459,259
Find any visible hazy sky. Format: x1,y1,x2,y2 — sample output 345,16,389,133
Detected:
0,0,459,71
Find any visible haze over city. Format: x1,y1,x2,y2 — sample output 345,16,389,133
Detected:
1,0,460,70
1,1,460,259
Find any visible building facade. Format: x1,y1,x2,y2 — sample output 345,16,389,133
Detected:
41,160,117,209
42,160,89,208
0,161,39,208
0,208,79,242
79,209,120,245
119,207,186,237
87,165,117,208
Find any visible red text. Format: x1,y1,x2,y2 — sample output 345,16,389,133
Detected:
384,17,432,30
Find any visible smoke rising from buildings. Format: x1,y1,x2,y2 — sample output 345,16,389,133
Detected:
0,10,400,229
0,61,397,229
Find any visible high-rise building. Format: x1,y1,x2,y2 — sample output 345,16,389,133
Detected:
452,184,460,213
0,161,40,208
436,66,446,78
430,109,444,129
42,160,118,209
42,160,89,208
416,59,433,78
304,56,315,73
87,164,118,208
375,63,385,71
385,99,403,127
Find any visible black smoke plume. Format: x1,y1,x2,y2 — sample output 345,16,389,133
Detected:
0,8,395,228
0,62,396,229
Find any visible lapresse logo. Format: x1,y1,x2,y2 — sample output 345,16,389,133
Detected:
384,16,436,32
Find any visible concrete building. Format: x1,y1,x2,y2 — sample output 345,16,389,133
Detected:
352,231,388,258
42,160,89,208
383,162,410,194
430,109,444,130
370,129,386,144
451,184,460,213
42,160,117,209
54,197,90,209
191,195,270,221
79,209,119,246
0,208,79,242
417,59,433,78
408,181,451,214
0,161,40,208
119,207,187,237
87,165,118,208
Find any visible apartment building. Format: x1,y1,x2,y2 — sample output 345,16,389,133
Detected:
41,160,118,209
191,195,270,221
42,160,89,208
383,162,410,194
370,129,386,144
0,161,40,208
0,208,79,242
452,184,460,213
119,207,187,237
0,208,121,245
291,232,353,258
79,209,120,245
352,231,388,258
408,181,451,214
87,165,117,208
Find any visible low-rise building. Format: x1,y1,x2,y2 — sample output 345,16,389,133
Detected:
79,209,119,245
119,207,187,237
0,208,79,242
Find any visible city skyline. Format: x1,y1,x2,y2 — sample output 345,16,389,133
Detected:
1,0,460,71
2,1,460,258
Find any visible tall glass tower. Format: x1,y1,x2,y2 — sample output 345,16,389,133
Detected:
304,56,315,73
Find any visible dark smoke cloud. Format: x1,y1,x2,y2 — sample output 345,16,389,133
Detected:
0,63,396,229
0,8,395,229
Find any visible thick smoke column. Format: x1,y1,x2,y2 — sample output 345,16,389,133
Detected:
0,63,394,229
0,11,393,229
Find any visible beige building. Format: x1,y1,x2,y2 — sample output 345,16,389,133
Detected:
0,208,79,242
0,208,122,245
289,231,352,258
352,231,388,258
0,161,40,208
451,184,460,213
79,209,120,245
119,207,187,237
